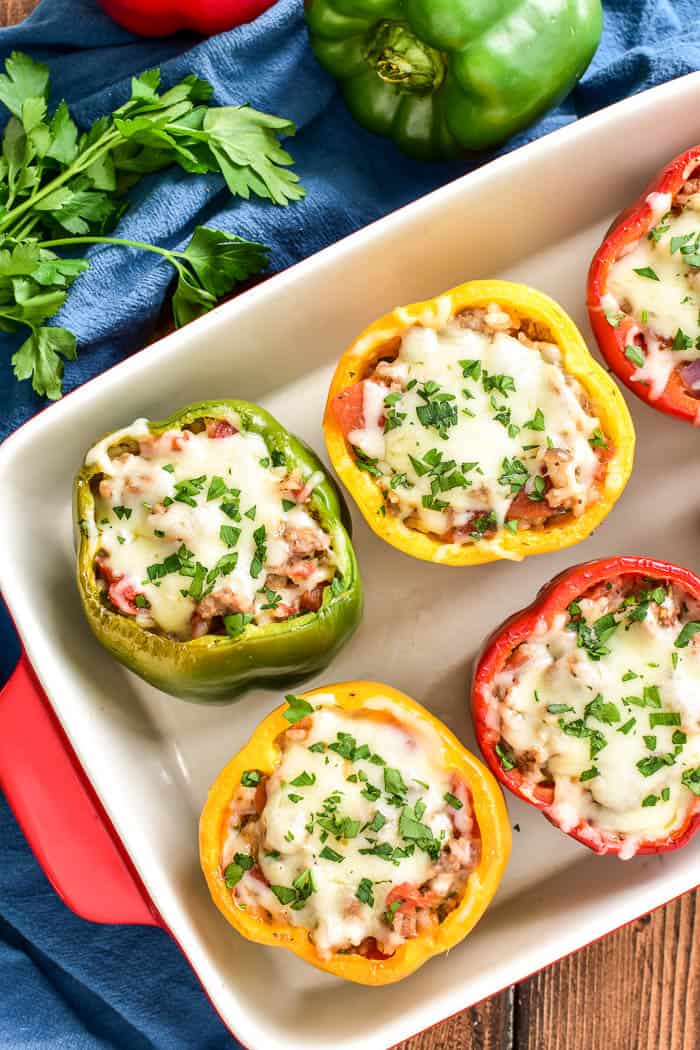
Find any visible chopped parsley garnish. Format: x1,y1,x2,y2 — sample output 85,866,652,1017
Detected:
282,498,296,512
579,767,599,782
220,500,241,521
624,345,645,368
584,695,620,725
250,524,266,578
495,742,516,772
528,475,546,502
206,551,239,584
633,266,660,281
384,899,403,924
675,621,700,648
672,327,693,351
681,768,700,796
319,846,343,863
260,588,282,610
241,769,262,787
482,372,516,396
270,868,316,910
283,694,314,724
223,852,254,888
291,771,316,787
368,811,386,832
134,594,150,609
649,712,681,728
384,767,407,798
207,476,227,500
617,718,636,735
470,512,497,538
523,407,545,431
637,754,675,777
589,428,608,448
219,524,241,547
356,878,374,907
113,505,132,520
567,607,619,661
415,381,458,437
444,792,463,809
354,449,382,477
459,358,481,380
498,457,529,494
173,475,207,507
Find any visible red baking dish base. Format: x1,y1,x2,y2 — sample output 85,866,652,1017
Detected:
0,653,161,927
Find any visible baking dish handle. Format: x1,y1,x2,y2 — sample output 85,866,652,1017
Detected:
0,653,162,927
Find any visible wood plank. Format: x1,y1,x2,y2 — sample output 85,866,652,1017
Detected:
400,989,514,1050
1,0,36,24
3,4,697,1050
516,891,700,1050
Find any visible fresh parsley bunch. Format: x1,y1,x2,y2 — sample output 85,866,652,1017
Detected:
0,52,305,399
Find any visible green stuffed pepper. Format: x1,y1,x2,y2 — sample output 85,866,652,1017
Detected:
75,400,362,702
305,0,602,159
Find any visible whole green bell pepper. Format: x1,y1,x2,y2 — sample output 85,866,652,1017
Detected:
305,0,602,159
74,400,363,703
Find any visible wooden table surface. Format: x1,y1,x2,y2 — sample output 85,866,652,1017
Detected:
4,1,699,1047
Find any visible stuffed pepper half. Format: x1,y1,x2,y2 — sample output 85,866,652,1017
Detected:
200,681,510,984
325,280,634,566
588,145,700,423
473,557,700,858
75,401,362,702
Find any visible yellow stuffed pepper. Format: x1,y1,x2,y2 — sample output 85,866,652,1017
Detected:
324,280,634,565
199,681,510,984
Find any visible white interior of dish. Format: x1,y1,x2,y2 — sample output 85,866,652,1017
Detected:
1,74,700,1050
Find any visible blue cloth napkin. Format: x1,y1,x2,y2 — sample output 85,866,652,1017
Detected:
1,0,700,1045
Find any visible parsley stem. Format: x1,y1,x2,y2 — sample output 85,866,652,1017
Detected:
37,235,185,270
0,128,122,234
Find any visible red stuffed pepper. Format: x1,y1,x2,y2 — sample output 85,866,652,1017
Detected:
588,146,700,424
472,556,700,858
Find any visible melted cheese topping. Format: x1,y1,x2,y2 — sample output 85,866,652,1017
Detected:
346,313,601,540
224,701,474,958
495,585,700,854
607,192,700,398
88,418,334,639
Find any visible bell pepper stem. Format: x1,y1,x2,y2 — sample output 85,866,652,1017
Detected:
364,20,445,94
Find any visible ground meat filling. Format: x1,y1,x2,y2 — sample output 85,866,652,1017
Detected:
492,576,700,855
606,166,700,401
88,416,336,641
336,303,611,545
219,702,478,959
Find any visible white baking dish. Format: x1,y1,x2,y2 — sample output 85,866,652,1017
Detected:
1,72,699,1050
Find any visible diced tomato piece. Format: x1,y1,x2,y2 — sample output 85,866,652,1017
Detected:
108,576,142,616
94,555,117,585
331,382,369,435
254,781,267,815
248,863,269,886
385,883,441,913
506,490,552,523
594,440,615,484
206,419,237,439
355,937,392,960
300,585,325,612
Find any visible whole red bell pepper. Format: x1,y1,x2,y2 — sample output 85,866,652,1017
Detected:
587,145,700,425
472,555,700,857
96,0,278,36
